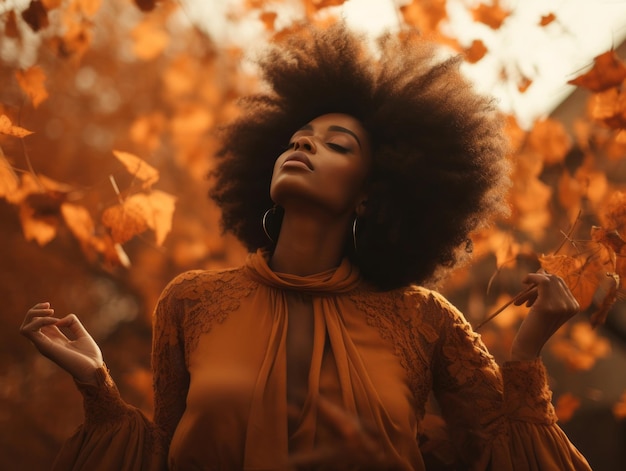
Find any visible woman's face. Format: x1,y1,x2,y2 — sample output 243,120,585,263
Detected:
270,113,372,217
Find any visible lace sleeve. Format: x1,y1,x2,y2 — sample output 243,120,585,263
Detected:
48,274,199,471
426,289,568,466
151,271,195,448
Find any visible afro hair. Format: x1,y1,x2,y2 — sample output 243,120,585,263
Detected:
209,22,510,290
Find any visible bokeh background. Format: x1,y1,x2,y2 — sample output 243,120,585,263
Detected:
1,0,626,469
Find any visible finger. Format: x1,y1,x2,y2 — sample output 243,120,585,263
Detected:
55,314,90,339
23,305,54,325
20,316,61,342
522,272,551,286
31,302,51,310
513,286,538,306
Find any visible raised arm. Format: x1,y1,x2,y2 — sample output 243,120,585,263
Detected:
19,272,193,471
425,278,591,470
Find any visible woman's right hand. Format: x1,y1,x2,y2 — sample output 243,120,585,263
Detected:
20,302,104,385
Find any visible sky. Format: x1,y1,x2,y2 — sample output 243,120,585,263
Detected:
180,0,626,129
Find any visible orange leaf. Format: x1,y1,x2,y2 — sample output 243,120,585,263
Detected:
539,254,603,310
112,150,159,188
60,203,93,242
471,1,510,29
539,13,556,27
589,272,619,327
142,190,176,245
568,50,626,92
517,76,532,93
599,191,626,234
550,322,611,370
102,190,176,245
0,115,34,138
135,0,157,12
555,392,580,423
0,152,19,200
400,0,448,34
503,114,526,154
306,0,347,12
5,11,20,39
42,0,63,9
102,197,150,244
21,0,49,32
16,66,48,108
132,19,169,60
260,11,277,31
19,202,58,245
528,118,572,165
464,39,487,64
591,225,626,255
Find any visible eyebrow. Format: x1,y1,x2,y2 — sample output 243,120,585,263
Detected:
297,124,362,148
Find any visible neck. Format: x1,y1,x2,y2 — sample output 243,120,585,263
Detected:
269,210,351,276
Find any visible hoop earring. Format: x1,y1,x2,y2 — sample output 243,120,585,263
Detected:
262,206,276,244
352,216,358,253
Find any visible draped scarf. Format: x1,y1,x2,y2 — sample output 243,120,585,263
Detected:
242,249,396,470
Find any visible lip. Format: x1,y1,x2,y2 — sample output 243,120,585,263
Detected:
283,152,314,171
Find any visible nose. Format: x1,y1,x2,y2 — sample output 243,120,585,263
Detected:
293,135,316,153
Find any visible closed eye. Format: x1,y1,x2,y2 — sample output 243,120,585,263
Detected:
327,143,349,153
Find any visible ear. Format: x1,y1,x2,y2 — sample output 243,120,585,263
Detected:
355,197,368,217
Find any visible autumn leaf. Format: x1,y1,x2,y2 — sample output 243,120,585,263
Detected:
260,11,277,31
19,202,58,245
568,50,626,92
471,1,510,29
464,40,487,64
135,0,157,12
0,115,34,138
0,152,20,200
42,0,63,9
5,11,20,38
555,392,581,423
589,272,619,327
550,322,611,370
112,150,159,188
400,0,448,34
539,13,556,27
517,76,532,93
142,190,176,245
591,225,626,255
16,66,49,108
599,191,626,234
102,197,150,244
588,88,626,130
60,203,93,243
539,253,604,310
102,190,176,245
306,0,347,12
132,19,169,60
528,118,572,165
21,0,49,32
130,113,166,151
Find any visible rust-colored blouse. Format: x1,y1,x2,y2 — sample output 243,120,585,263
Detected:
53,250,591,470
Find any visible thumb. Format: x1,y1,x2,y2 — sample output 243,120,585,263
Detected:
55,314,91,339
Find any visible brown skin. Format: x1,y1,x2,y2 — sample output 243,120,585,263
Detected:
20,113,579,468
269,113,371,276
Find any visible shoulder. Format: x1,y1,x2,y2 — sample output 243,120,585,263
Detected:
158,265,252,303
400,285,462,319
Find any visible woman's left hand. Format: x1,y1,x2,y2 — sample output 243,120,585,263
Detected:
510,270,580,361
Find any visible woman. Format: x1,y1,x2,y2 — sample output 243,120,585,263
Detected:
21,23,591,470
